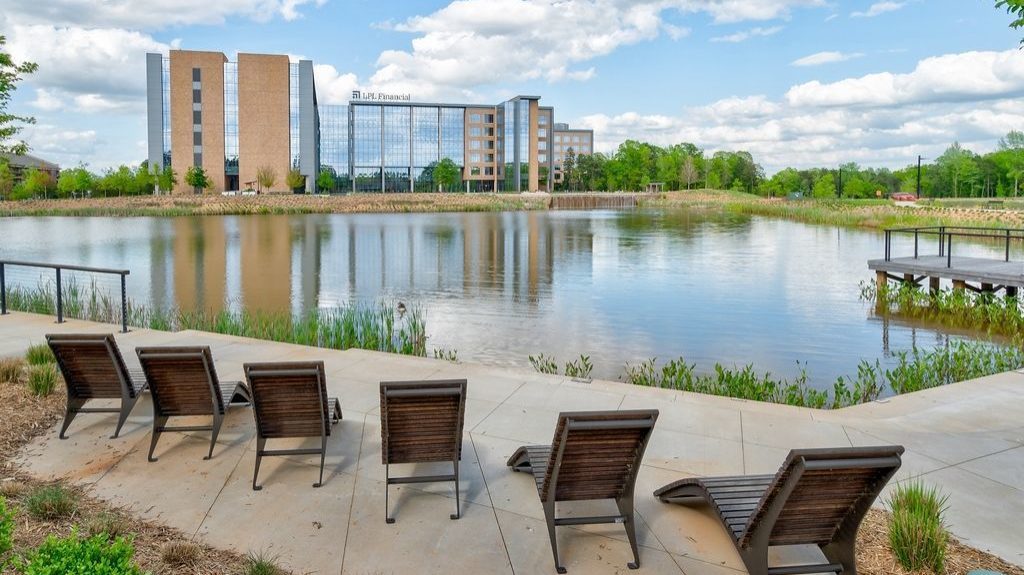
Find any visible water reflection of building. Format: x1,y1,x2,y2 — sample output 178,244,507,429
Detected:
171,218,227,313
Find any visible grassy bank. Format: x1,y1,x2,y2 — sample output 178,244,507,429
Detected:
0,193,550,217
641,190,1024,229
5,280,427,356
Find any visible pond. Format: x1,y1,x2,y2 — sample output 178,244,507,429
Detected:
0,209,1006,386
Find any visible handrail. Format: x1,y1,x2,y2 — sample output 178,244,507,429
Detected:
0,260,130,333
882,226,1024,270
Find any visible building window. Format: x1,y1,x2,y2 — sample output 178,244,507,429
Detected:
193,102,202,111
193,132,202,145
484,113,495,123
194,153,202,166
193,111,201,124
470,166,481,175
484,153,494,162
539,154,547,163
538,141,547,151
485,140,494,150
470,140,481,149
538,128,547,138
484,167,494,175
193,89,201,103
193,124,201,132
554,135,561,143
485,127,494,136
192,68,201,82
193,145,202,154
470,113,482,123
192,81,201,90
554,144,561,152
539,115,548,125
470,126,481,137
573,136,580,143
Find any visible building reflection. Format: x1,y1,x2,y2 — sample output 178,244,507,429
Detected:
160,213,595,314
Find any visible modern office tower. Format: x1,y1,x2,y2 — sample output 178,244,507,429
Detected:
147,50,593,194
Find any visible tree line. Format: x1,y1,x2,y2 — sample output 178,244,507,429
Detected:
556,131,1024,199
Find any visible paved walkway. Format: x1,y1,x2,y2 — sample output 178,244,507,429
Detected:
1,312,1022,574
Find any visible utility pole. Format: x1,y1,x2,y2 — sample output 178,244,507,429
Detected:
837,167,842,198
916,155,923,199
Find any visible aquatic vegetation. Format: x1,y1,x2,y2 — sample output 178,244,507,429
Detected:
862,279,1024,338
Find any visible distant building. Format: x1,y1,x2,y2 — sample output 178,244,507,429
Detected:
551,123,594,187
146,49,594,194
0,152,60,186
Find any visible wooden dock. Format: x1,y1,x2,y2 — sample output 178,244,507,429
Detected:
870,226,1024,295
549,193,653,210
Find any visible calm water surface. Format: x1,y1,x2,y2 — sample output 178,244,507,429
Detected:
0,210,1004,386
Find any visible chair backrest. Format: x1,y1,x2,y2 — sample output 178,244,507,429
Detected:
739,445,904,548
380,379,466,465
244,361,329,439
46,333,134,400
137,346,223,416
541,410,658,503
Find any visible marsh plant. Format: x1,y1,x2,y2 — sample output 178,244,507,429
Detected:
564,355,593,379
26,364,58,397
862,279,1024,338
24,343,55,366
528,353,559,375
887,481,950,573
433,347,458,362
0,358,24,384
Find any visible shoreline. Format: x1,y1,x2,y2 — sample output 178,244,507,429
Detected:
4,189,1024,229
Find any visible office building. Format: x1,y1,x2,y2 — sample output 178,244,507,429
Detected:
146,50,593,194
551,123,594,187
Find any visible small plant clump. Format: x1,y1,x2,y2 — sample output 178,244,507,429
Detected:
18,530,143,575
245,550,285,575
564,355,594,379
528,353,559,375
160,540,202,568
0,357,25,384
86,511,129,540
24,484,78,521
887,481,950,573
26,364,59,397
24,343,55,366
433,346,458,362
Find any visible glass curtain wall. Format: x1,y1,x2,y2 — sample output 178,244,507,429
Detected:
352,104,382,192
383,107,410,193
161,57,171,168
289,64,300,170
319,105,349,192
502,101,515,191
517,99,530,192
223,62,239,190
412,107,439,192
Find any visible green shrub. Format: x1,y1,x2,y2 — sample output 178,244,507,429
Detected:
26,364,58,397
24,344,55,366
20,530,142,575
0,496,14,563
0,358,25,383
887,481,949,573
528,353,559,375
24,485,78,520
245,550,284,575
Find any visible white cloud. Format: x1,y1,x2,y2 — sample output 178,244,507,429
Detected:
710,26,783,43
786,49,1024,107
571,49,1024,174
21,124,99,161
791,51,863,67
851,1,905,18
2,0,324,29
30,89,63,112
313,64,360,105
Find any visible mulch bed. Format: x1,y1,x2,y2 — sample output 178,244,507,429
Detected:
0,361,270,574
1,358,1022,574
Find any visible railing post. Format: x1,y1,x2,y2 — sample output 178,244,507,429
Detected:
947,234,953,269
120,273,128,333
1006,229,1011,262
914,230,919,259
0,263,6,315
55,267,64,323
938,226,944,257
885,230,890,261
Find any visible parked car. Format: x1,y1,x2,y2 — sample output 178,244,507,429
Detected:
891,192,917,201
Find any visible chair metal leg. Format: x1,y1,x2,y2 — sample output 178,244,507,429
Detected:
59,398,85,439
543,501,566,574
822,537,858,575
206,413,223,460
385,463,395,524
111,396,136,439
616,496,641,569
313,430,326,488
147,415,169,462
450,459,461,520
252,436,266,491
738,544,771,575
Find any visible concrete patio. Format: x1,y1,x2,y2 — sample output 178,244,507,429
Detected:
1,311,1022,574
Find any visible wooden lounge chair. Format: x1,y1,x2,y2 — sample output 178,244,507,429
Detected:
46,333,148,439
136,346,252,462
654,445,905,575
507,410,659,574
243,361,342,491
380,379,467,523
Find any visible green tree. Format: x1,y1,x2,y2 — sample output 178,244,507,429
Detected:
936,142,980,198
812,173,836,198
433,157,460,192
57,166,94,198
156,166,177,193
133,163,155,195
0,159,13,200
316,168,335,192
185,165,211,194
256,165,276,193
681,155,699,190
0,35,38,155
562,147,577,191
286,168,305,192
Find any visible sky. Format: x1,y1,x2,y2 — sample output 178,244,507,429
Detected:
4,0,1024,175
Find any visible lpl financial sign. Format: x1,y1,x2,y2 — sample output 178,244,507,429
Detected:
351,90,412,102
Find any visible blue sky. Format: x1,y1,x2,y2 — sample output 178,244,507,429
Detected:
4,0,1023,173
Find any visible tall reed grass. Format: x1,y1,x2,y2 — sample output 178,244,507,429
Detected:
863,279,1024,338
5,279,427,356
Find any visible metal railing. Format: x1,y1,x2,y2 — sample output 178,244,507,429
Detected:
883,226,1024,269
0,260,131,333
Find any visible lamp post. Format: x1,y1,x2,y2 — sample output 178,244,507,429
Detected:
915,155,926,199
836,166,843,198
